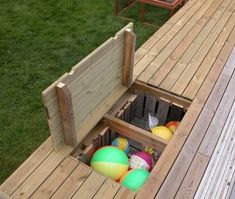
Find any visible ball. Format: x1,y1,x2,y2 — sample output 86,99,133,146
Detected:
165,121,180,134
90,146,129,180
151,126,173,142
120,169,150,191
111,137,130,154
130,151,153,171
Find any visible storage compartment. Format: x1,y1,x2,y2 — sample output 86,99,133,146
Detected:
71,82,190,191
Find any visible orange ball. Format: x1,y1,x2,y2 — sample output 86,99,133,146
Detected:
165,121,180,134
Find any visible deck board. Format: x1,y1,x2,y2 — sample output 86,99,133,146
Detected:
1,0,235,198
30,157,78,199
71,171,106,199
135,0,235,101
51,161,92,199
0,138,53,196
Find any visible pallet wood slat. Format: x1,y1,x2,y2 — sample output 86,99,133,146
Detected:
133,81,191,108
103,115,167,152
0,138,53,196
30,157,79,199
156,98,170,125
133,90,145,118
51,162,92,199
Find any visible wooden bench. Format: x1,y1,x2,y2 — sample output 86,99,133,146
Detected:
139,0,183,23
146,47,235,198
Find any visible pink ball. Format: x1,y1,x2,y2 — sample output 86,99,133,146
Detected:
130,151,153,171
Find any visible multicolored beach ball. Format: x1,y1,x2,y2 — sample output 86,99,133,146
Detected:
120,169,150,191
111,137,130,154
90,146,129,180
130,151,153,171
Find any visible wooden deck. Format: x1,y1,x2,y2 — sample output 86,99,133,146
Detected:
1,0,235,198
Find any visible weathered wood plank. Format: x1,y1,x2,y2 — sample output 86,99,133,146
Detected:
71,171,106,199
113,186,136,199
195,102,235,198
133,0,207,80
138,0,214,83
159,0,233,91
171,0,235,95
30,157,78,199
123,29,136,87
175,153,210,199
0,191,12,199
103,115,167,152
93,179,120,199
51,162,92,199
11,145,73,199
0,138,53,196
156,98,170,125
155,45,235,199
56,82,77,148
135,24,235,199
148,0,225,88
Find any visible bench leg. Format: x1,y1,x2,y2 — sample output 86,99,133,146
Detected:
141,2,145,23
115,0,119,16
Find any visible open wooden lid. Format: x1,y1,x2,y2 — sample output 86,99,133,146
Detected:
42,23,136,150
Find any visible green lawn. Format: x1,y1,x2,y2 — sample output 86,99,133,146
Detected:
0,0,170,183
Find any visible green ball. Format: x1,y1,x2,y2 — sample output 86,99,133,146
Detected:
90,146,129,180
120,169,150,191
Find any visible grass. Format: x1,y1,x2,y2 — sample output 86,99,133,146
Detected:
0,0,170,183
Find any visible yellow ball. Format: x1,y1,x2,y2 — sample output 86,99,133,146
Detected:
151,126,173,142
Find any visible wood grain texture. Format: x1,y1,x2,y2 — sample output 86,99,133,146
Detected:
113,186,136,199
30,157,78,199
56,82,77,148
133,0,207,80
71,171,106,199
136,20,235,199
51,162,92,199
103,114,167,152
148,0,224,88
0,191,12,199
195,102,235,199
159,0,232,91
123,29,136,87
138,0,213,84
155,45,235,199
171,0,235,95
0,138,53,195
41,23,133,149
93,179,120,199
175,153,210,199
11,145,73,199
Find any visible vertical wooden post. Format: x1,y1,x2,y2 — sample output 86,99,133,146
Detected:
56,82,77,147
123,28,136,87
